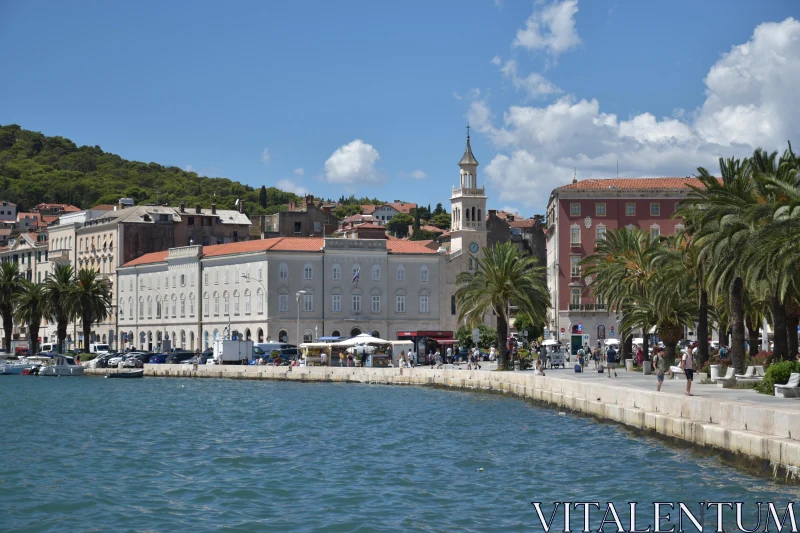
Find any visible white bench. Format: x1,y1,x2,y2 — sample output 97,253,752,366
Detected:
736,365,763,382
716,367,737,388
775,373,800,398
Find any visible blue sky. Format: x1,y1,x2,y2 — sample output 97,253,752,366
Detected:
1,1,798,215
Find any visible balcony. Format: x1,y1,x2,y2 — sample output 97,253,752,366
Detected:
570,241,582,249
568,304,608,312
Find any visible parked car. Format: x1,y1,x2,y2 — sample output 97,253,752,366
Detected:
166,351,195,364
148,354,168,364
129,352,154,366
107,353,127,367
122,356,144,368
89,354,114,368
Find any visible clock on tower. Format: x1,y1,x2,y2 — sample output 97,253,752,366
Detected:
469,242,479,253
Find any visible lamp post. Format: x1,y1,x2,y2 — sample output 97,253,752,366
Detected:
296,290,307,345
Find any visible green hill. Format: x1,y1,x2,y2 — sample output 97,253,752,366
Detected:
0,124,300,214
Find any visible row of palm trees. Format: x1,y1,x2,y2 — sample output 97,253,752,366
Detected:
583,143,800,374
0,263,112,354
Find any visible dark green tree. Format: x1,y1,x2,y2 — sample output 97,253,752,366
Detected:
70,268,112,352
386,213,413,237
0,262,23,353
14,281,46,355
259,185,267,208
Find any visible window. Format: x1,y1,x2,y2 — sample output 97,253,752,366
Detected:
371,295,380,313
419,296,429,313
596,225,606,241
420,265,428,282
190,272,195,287
451,295,456,316
279,294,288,313
279,263,288,280
147,296,152,318
674,223,685,233
139,297,144,318
650,225,661,239
294,221,302,234
214,292,220,315
204,271,209,285
129,297,133,320
625,203,635,216
140,277,144,290
244,289,251,314
570,256,581,278
332,294,341,312
180,295,186,317
304,264,313,280
570,287,581,306
596,203,606,216
215,269,219,284
396,265,405,281
352,294,361,312
189,293,195,316
314,221,321,232
303,294,313,312
223,291,229,314
372,264,380,281
223,268,229,284
650,202,661,216
119,299,124,319
171,295,177,317
129,278,133,292
332,264,341,280
570,203,580,216
233,290,240,315
203,293,209,316
257,265,263,281
171,274,176,288
257,289,264,314
156,296,162,319
570,226,581,245
396,295,406,313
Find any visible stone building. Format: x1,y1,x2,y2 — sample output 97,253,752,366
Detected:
250,195,338,239
117,237,441,351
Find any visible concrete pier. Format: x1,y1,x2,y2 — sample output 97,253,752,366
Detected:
87,364,800,480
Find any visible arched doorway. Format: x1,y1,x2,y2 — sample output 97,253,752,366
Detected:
180,330,186,349
278,330,288,343
331,330,340,337
204,331,210,350
257,328,264,342
190,331,195,351
245,328,251,340
371,330,380,338
350,327,362,336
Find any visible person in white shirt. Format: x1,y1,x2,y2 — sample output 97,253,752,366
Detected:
681,346,696,396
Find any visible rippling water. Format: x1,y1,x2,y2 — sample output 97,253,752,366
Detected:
1,376,796,532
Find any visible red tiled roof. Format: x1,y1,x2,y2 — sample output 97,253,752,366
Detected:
92,204,116,211
389,202,417,214
559,177,713,190
509,219,537,229
387,241,438,254
360,205,377,215
122,236,436,266
355,223,384,229
41,215,60,225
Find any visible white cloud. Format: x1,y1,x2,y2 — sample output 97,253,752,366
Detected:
262,148,270,164
410,170,427,179
452,91,463,101
293,168,304,176
323,139,382,184
513,0,581,58
276,179,309,197
490,55,502,66
184,164,194,172
499,59,562,99
475,17,800,211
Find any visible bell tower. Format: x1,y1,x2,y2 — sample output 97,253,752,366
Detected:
450,126,488,260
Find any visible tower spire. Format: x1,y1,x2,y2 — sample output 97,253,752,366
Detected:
459,125,479,166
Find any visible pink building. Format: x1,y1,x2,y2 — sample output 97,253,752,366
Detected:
545,177,704,354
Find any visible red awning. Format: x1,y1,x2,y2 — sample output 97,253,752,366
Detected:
397,331,454,340
436,339,459,345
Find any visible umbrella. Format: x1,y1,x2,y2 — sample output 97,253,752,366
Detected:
604,339,620,346
337,333,389,346
541,339,561,346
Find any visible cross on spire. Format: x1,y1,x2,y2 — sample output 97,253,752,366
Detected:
466,124,471,138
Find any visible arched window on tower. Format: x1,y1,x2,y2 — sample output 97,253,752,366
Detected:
478,209,482,222
466,208,470,221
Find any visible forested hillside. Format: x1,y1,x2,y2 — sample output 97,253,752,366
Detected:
0,124,300,214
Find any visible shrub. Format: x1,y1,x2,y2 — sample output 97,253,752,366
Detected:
751,350,774,368
755,360,800,394
80,353,98,362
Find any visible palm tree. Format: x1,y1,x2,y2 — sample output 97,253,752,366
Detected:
70,268,112,352
14,281,46,354
582,228,659,362
455,242,549,369
0,262,24,353
42,264,75,353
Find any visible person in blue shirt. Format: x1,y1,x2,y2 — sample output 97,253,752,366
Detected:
606,346,618,378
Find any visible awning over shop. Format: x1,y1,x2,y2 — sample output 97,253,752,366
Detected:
396,331,454,340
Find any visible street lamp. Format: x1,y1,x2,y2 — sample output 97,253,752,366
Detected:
296,290,307,345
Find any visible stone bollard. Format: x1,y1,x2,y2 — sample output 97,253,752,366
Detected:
643,360,652,375
625,359,634,372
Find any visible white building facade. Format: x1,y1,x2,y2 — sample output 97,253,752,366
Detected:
116,237,442,351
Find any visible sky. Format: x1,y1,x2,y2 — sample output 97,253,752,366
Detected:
1,0,798,216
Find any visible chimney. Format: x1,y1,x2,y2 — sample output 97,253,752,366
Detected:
117,201,125,211
488,209,497,218
180,201,185,213
238,201,244,214
211,203,217,215
322,206,331,214
195,203,201,214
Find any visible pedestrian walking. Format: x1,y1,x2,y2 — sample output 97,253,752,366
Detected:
653,348,666,392
606,345,618,378
681,346,696,396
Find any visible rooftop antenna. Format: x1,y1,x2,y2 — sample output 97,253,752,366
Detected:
572,168,577,184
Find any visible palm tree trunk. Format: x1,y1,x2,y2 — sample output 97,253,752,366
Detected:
29,322,39,355
771,295,789,360
496,309,508,370
745,315,760,357
82,312,91,354
664,340,677,365
622,333,632,361
697,289,709,367
787,313,799,360
2,306,12,354
57,317,68,354
641,325,650,364
730,277,746,375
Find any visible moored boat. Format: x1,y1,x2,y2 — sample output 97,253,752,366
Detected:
105,369,144,379
38,354,85,376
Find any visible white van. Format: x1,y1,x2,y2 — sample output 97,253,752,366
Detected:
89,343,110,355
40,343,57,353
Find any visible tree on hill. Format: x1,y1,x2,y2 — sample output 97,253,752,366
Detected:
259,185,267,208
432,203,445,216
431,212,451,230
333,204,363,220
386,213,413,238
0,124,301,215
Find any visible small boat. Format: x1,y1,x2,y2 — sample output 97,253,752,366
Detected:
105,369,144,379
38,354,85,376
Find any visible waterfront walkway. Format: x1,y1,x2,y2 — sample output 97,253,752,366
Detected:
88,363,800,479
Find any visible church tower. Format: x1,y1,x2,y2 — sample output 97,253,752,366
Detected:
450,126,488,263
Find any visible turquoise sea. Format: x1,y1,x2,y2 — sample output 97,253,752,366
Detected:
1,376,796,532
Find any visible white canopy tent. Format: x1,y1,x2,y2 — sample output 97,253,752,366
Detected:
604,339,620,346
337,333,390,346
541,340,562,346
